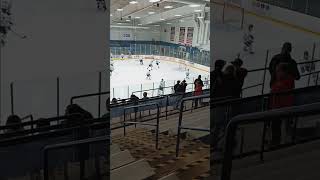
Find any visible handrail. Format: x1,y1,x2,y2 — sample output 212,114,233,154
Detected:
211,84,320,108
70,91,110,105
238,58,320,96
0,114,83,131
70,91,110,118
0,117,109,146
123,103,160,149
0,116,108,139
43,136,109,180
221,102,320,180
175,94,211,157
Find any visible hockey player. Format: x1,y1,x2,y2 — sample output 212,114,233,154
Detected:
158,79,165,95
146,70,151,80
155,60,160,69
121,54,124,60
243,24,254,54
185,69,190,79
147,61,153,70
139,58,144,65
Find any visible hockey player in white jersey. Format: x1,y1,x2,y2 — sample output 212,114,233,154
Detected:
185,69,190,79
158,79,165,95
155,60,160,69
243,24,254,54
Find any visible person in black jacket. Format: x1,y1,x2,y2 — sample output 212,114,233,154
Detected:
211,59,226,98
174,80,181,94
269,42,300,87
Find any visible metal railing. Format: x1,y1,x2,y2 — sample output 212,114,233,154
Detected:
123,103,160,149
175,94,210,157
43,136,109,180
221,102,320,180
70,91,110,118
241,58,320,96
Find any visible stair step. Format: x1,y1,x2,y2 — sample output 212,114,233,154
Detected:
111,150,135,170
111,159,155,180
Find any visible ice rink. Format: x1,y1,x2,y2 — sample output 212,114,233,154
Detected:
110,57,210,99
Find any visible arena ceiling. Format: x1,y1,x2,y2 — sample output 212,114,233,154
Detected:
110,0,209,26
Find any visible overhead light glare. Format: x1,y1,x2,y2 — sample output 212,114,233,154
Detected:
164,5,173,9
129,1,138,4
189,4,201,8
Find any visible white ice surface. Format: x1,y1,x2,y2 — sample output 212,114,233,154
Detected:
110,58,209,99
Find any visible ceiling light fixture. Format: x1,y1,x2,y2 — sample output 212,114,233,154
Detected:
129,1,138,4
138,24,143,26
148,12,155,14
194,9,202,12
166,23,172,25
160,18,165,20
149,0,160,2
189,4,201,8
117,23,122,24
126,19,131,22
174,14,182,17
117,8,123,11
135,17,141,19
164,5,173,9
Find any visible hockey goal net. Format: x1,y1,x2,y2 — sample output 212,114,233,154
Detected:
212,0,244,29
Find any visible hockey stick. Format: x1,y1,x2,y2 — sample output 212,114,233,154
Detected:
9,29,27,39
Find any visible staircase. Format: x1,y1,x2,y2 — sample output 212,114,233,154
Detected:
111,104,210,180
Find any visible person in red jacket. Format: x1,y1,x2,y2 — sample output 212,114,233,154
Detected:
269,62,295,146
194,81,203,108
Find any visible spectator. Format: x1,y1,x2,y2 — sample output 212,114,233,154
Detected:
180,80,188,93
130,94,139,115
64,104,93,126
5,115,23,133
194,80,203,108
269,63,295,146
269,42,300,87
231,58,248,89
220,65,242,98
64,104,92,162
142,92,148,100
211,59,226,98
174,80,181,94
194,75,204,89
111,98,118,104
